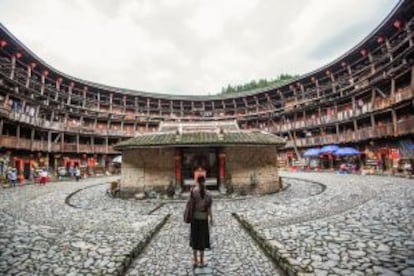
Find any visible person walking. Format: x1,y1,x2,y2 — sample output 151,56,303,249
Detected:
8,168,17,187
189,176,213,268
39,169,48,186
75,166,81,181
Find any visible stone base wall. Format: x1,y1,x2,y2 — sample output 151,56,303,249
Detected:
120,148,175,196
226,146,281,194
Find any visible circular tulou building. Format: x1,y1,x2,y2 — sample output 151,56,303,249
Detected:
0,0,413,190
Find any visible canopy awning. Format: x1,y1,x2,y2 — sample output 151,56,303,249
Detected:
303,148,321,157
320,145,340,154
333,147,361,156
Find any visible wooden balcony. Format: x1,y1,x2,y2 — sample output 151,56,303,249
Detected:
284,118,414,149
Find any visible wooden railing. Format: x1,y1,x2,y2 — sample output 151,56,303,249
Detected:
277,87,413,133
0,135,118,153
285,118,413,149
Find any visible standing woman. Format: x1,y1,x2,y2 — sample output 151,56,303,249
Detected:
190,176,213,267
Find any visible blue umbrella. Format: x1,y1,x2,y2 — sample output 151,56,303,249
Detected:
333,147,360,156
320,145,340,154
303,148,321,157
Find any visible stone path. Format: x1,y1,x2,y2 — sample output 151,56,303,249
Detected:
0,173,413,275
126,204,283,275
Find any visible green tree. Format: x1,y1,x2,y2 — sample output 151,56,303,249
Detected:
220,74,298,95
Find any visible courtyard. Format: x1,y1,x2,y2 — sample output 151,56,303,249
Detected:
0,172,413,275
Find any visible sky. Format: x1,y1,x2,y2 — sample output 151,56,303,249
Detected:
0,0,398,95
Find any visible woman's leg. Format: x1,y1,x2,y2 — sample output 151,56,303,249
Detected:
199,250,204,266
193,250,198,266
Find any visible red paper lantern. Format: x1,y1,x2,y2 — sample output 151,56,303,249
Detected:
376,36,384,44
393,20,403,30
43,70,49,76
360,48,367,56
325,70,331,76
57,77,63,83
341,61,347,67
30,62,37,69
15,52,22,59
0,40,7,48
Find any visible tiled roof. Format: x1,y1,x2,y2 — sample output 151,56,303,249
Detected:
114,131,285,150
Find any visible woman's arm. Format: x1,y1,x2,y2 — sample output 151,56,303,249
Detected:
208,206,213,226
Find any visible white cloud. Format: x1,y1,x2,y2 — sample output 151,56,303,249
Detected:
0,0,398,95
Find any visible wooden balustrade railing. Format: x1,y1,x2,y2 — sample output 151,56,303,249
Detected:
284,117,414,149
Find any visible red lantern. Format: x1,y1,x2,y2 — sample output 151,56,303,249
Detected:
15,52,22,59
57,77,63,83
376,36,384,44
311,77,316,83
360,48,367,56
0,40,7,48
325,70,331,76
43,70,49,76
341,61,347,67
70,81,75,87
30,62,37,69
393,20,403,30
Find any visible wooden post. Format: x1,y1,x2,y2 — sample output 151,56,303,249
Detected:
219,152,226,186
30,128,35,151
76,134,80,153
391,109,398,136
47,131,52,152
10,56,16,80
61,132,64,153
97,92,101,110
15,124,20,148
25,65,31,88
175,152,181,185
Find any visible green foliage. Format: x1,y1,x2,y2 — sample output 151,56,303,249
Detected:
220,74,299,95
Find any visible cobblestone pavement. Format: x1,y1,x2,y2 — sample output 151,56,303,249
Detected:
0,173,413,275
126,204,284,276
0,177,167,275
236,172,414,275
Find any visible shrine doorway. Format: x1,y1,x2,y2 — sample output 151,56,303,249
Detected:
180,147,219,190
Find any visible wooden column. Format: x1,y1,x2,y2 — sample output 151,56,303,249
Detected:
67,84,73,105
105,137,109,154
47,131,52,152
391,109,398,136
97,92,101,110
61,132,64,153
82,87,87,108
30,128,35,151
76,134,80,153
25,65,32,88
175,152,181,185
219,152,226,185
10,56,16,80
16,124,20,147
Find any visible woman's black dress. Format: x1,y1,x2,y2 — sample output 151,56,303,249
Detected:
189,188,212,251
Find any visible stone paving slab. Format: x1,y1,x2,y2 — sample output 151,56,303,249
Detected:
126,204,284,276
1,173,413,275
0,177,168,275
235,172,414,275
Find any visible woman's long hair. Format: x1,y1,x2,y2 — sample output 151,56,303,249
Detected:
197,176,206,199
